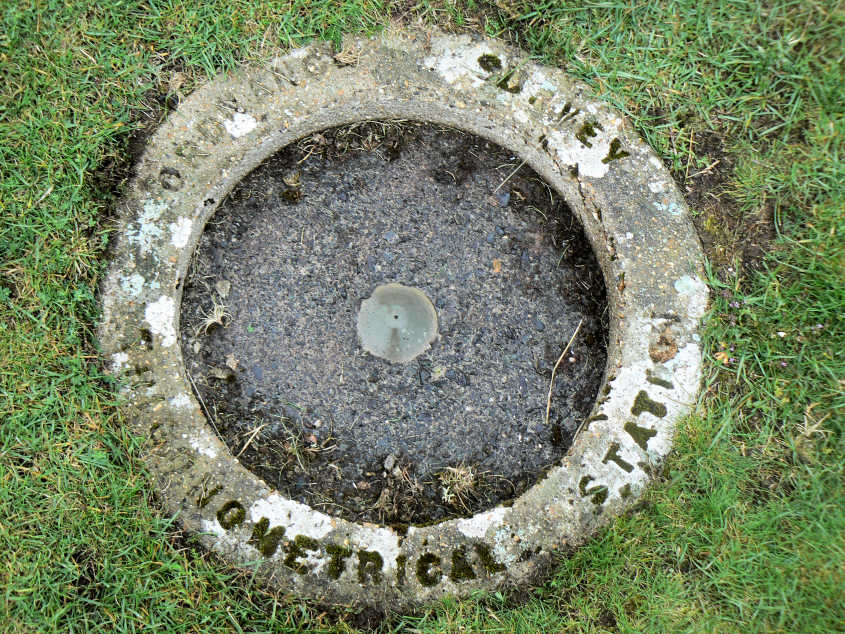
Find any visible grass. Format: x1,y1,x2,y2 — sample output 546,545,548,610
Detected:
1,0,842,631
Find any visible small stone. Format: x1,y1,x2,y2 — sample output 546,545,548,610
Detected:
384,230,399,244
283,170,301,187
496,191,510,206
486,234,496,244
207,366,234,380
215,280,231,297
384,454,396,471
533,317,546,331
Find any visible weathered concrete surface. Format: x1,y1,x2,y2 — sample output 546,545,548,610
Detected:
99,29,708,610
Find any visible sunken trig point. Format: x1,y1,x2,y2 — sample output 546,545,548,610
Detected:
99,29,708,611
357,284,438,363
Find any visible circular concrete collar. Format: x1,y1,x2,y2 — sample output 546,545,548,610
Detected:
99,29,707,610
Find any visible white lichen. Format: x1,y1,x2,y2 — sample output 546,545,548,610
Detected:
249,493,332,540
423,38,507,87
110,352,129,373
491,527,518,567
674,275,708,321
169,216,192,248
653,200,683,216
546,127,615,180
350,525,401,575
144,295,177,347
200,518,227,538
119,273,145,297
454,506,507,539
224,112,258,138
189,429,218,459
169,392,193,410
128,199,167,255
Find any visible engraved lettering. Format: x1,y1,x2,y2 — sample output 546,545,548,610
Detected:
602,138,630,163
578,475,608,505
624,420,658,450
357,549,384,584
159,167,182,191
325,544,352,580
474,543,506,573
631,390,667,418
602,442,634,473
205,499,521,587
449,547,477,582
216,500,245,529
558,102,580,123
284,535,319,574
575,121,602,148
196,484,222,509
249,518,286,557
416,553,442,587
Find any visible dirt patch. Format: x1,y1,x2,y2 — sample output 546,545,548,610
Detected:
666,128,776,278
180,122,608,528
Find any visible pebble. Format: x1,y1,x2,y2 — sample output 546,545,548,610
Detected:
384,454,396,471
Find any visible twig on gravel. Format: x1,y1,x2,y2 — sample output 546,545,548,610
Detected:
494,158,527,193
544,319,583,427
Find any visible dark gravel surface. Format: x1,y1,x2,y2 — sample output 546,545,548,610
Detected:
180,122,608,527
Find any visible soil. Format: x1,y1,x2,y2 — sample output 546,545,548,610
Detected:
654,125,777,279
179,121,609,527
